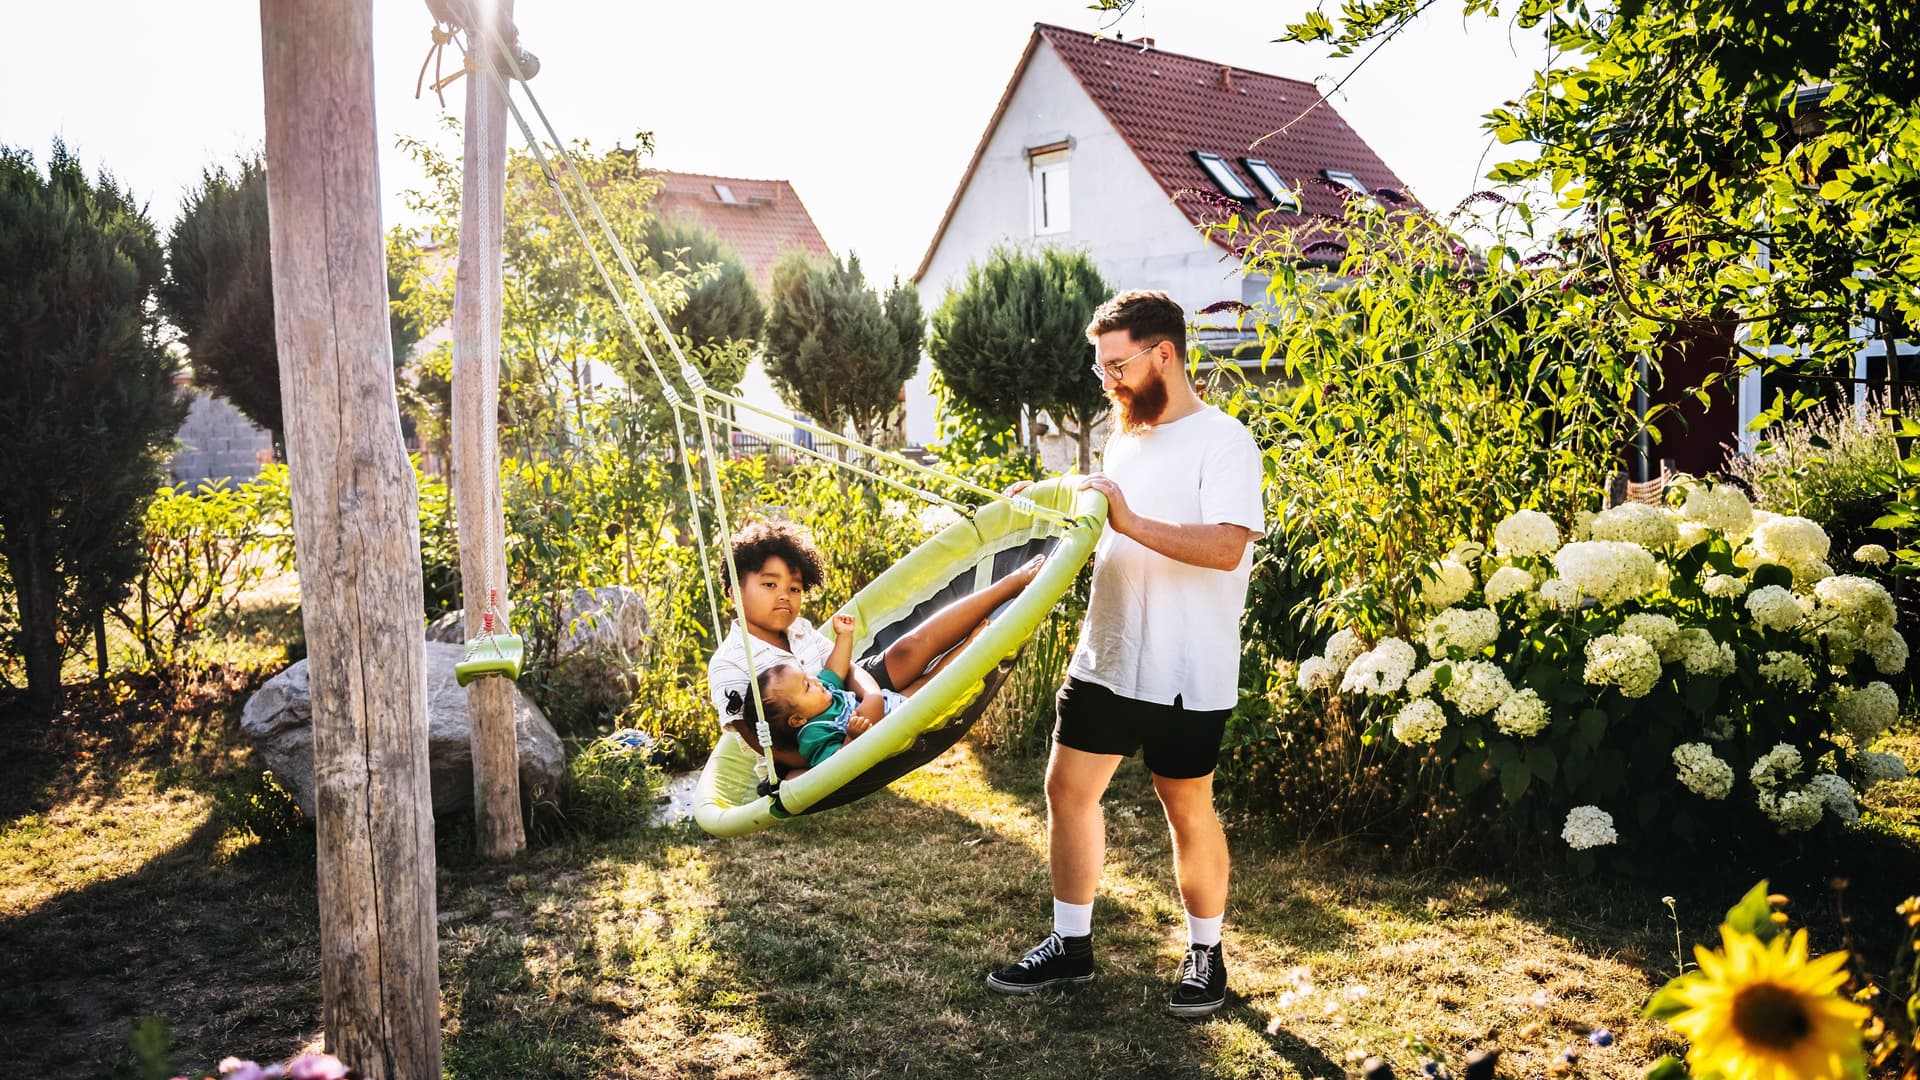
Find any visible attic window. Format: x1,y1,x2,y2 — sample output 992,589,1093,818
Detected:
1322,170,1369,197
713,184,738,204
1194,152,1255,202
1241,158,1299,212
1031,149,1071,236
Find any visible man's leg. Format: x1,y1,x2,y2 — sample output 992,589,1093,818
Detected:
1152,771,1229,921
1049,743,1125,906
878,556,1041,688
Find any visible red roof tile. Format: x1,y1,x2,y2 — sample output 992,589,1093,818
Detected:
916,24,1419,279
646,170,831,290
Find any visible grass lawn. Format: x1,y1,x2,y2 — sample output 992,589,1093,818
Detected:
1,676,1915,1079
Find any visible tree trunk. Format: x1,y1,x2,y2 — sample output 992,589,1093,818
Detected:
451,0,526,860
8,529,63,715
1076,421,1092,474
259,2,442,1076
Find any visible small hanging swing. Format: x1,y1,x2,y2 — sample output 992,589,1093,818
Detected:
455,586,524,686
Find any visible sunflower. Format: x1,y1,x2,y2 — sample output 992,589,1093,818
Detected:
1665,925,1868,1080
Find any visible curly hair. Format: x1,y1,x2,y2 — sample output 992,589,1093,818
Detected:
726,520,825,591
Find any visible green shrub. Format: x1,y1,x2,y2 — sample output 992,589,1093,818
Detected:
212,767,310,842
1298,486,1911,865
557,734,665,839
976,582,1085,758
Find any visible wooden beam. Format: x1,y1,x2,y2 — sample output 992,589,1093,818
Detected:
451,0,527,859
258,1,443,1075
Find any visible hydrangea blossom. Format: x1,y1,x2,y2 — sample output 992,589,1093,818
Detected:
1675,628,1738,677
1492,687,1550,737
1671,742,1734,800
1807,773,1860,824
1757,650,1815,691
1296,656,1338,692
1813,574,1897,634
1422,560,1477,611
1702,573,1749,599
1745,585,1805,632
1589,503,1680,549
1552,541,1660,607
1323,628,1367,672
1749,514,1831,569
1855,750,1909,788
1440,659,1514,716
1833,681,1899,743
1405,661,1443,698
1758,786,1824,832
1424,606,1501,656
1484,565,1535,605
1341,637,1418,696
1539,578,1581,612
1681,483,1754,538
1584,633,1662,698
1864,626,1909,676
1750,742,1803,791
1853,543,1891,567
1391,697,1448,745
1619,613,1683,661
1561,805,1618,850
1493,509,1560,558
1675,520,1712,550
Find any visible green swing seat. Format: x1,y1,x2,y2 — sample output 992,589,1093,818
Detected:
692,476,1107,837
454,630,525,686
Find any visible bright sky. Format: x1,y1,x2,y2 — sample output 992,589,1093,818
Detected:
7,1,1549,285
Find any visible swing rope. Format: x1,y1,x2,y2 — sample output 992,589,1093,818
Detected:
451,22,1067,787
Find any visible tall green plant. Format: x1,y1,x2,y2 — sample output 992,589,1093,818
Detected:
1225,200,1645,638
0,142,187,712
763,251,922,448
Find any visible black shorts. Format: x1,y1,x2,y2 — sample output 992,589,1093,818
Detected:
856,653,896,692
1052,676,1230,780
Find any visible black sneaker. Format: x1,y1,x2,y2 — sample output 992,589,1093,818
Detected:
1168,942,1227,1017
985,931,1095,995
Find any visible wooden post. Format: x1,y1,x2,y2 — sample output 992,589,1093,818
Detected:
451,0,527,859
258,2,443,1076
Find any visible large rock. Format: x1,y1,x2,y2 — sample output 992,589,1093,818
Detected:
240,641,565,819
425,585,649,657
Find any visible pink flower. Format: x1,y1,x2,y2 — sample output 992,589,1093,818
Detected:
286,1053,351,1080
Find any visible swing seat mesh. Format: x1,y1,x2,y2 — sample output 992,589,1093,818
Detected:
693,477,1106,837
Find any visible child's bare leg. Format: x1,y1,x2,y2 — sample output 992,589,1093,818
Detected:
879,554,1045,688
900,619,992,694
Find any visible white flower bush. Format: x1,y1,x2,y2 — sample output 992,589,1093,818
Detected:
1300,499,1911,856
1853,543,1890,567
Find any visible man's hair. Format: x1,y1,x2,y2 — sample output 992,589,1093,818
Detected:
727,520,825,590
1085,289,1187,360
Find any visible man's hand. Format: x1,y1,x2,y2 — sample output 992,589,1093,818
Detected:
1003,479,1034,498
831,612,857,637
1077,474,1134,536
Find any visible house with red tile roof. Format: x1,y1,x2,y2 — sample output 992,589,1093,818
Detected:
645,170,830,290
905,23,1418,446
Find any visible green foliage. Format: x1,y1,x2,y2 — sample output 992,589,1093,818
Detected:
927,246,1113,469
639,215,764,349
211,768,311,842
1221,199,1643,640
924,371,1046,499
126,1015,175,1080
112,471,289,678
0,141,187,711
555,734,665,839
388,125,717,452
976,580,1086,758
763,250,923,447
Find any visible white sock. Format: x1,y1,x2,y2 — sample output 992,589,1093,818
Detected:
1053,898,1093,939
1187,911,1223,948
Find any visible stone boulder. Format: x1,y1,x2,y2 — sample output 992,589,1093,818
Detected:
240,641,565,819
425,585,649,657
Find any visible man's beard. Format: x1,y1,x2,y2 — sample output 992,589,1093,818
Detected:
1110,365,1170,432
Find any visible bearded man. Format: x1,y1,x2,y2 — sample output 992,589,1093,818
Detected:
985,290,1266,1016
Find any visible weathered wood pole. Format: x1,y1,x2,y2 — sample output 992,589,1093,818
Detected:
451,0,527,859
258,2,443,1075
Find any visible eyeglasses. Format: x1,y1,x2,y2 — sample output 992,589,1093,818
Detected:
1090,341,1159,382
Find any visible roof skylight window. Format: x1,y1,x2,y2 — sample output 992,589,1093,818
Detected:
1322,170,1370,197
1193,152,1255,202
713,183,738,204
1241,158,1299,212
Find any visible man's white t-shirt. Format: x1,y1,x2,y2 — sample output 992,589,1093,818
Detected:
706,617,834,728
1066,405,1266,712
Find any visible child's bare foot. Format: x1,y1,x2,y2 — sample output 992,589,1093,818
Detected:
1011,553,1047,587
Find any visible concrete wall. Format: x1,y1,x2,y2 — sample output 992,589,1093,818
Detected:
907,38,1250,446
169,380,275,488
